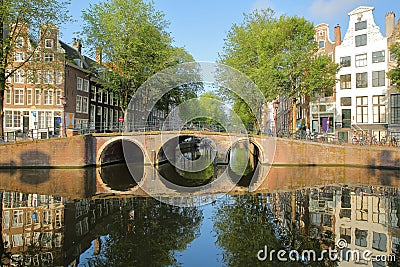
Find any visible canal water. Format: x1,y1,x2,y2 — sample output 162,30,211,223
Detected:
0,144,399,266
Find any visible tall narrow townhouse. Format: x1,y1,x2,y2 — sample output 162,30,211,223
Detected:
310,23,341,135
335,6,389,142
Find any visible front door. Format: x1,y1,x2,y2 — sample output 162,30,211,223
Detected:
342,109,351,128
23,116,29,134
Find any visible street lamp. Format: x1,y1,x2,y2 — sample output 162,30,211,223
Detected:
60,96,67,137
273,99,280,136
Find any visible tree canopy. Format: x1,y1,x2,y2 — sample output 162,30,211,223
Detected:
82,0,199,117
388,42,400,88
219,9,339,126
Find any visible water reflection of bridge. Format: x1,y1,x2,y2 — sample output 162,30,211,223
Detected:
0,166,399,200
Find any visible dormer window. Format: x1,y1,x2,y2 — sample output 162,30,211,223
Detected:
45,39,53,48
355,21,367,31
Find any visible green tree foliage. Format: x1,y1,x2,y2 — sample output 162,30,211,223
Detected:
219,9,339,125
0,0,71,137
388,42,400,88
89,198,203,267
82,0,199,116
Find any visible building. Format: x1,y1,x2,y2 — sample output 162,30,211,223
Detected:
387,13,400,141
310,24,341,135
334,6,390,143
3,23,134,139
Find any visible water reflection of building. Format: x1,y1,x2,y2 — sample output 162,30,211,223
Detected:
0,191,133,266
1,192,64,266
267,185,400,266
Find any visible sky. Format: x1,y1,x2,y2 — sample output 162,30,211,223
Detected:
61,0,400,62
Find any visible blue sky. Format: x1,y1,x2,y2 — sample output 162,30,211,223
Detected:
61,0,399,62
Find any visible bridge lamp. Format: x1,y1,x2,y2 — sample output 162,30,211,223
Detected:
273,99,280,136
60,96,67,137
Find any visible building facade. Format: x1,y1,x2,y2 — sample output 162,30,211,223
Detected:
335,6,389,143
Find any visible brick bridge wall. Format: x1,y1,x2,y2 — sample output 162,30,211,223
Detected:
0,133,399,169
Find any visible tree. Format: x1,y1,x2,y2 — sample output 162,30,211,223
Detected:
0,0,71,137
388,42,400,88
82,0,179,118
219,9,339,129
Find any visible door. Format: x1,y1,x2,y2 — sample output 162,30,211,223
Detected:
342,109,351,128
54,117,61,136
23,116,29,134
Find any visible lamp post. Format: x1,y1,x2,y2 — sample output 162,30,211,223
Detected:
60,96,67,137
273,99,280,136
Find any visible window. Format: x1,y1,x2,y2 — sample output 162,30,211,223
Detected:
43,89,53,105
356,72,368,88
45,39,53,48
104,91,108,104
82,97,89,114
12,210,23,227
91,86,96,101
26,70,34,84
340,227,351,244
110,92,114,105
16,37,24,48
318,40,325,48
43,70,54,84
3,211,9,229
56,90,62,105
42,210,52,225
373,232,387,252
355,228,368,247
14,88,24,105
36,70,41,84
41,232,52,248
14,70,24,83
391,94,400,124
372,95,386,123
26,211,32,225
77,77,83,91
14,52,24,62
90,105,95,122
55,233,62,247
356,96,368,123
56,71,62,84
372,51,385,63
5,111,12,127
27,89,32,105
372,70,385,87
341,97,351,106
44,53,54,62
83,79,89,92
12,234,23,247
5,89,11,104
355,34,367,47
55,209,62,229
35,89,41,105
340,74,351,89
38,111,46,129
355,21,367,31
340,56,351,67
13,111,21,127
355,53,367,67
76,95,82,112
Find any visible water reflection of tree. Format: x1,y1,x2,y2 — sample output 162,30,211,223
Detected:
89,198,203,267
214,194,338,267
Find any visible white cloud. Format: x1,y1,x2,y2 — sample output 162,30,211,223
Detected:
308,0,365,21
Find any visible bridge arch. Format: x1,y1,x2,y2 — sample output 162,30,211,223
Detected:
97,136,146,166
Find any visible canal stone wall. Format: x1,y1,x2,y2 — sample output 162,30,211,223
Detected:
0,133,399,169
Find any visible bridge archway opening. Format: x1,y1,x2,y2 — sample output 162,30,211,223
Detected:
99,139,144,191
227,140,260,187
157,135,219,188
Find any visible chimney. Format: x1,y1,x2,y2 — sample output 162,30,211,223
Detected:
96,47,102,64
386,12,396,38
334,24,341,46
72,38,82,54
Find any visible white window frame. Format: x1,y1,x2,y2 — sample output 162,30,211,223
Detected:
43,70,54,84
76,95,82,113
27,88,33,105
56,71,62,84
77,77,83,91
44,53,54,62
56,89,62,105
83,79,89,92
355,53,367,67
82,96,89,114
35,89,41,105
14,52,24,62
43,89,54,105
14,88,24,105
45,39,53,48
14,70,24,83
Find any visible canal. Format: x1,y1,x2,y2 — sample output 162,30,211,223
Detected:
0,140,399,266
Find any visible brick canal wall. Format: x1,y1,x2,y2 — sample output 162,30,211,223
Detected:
273,138,400,169
0,134,399,169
